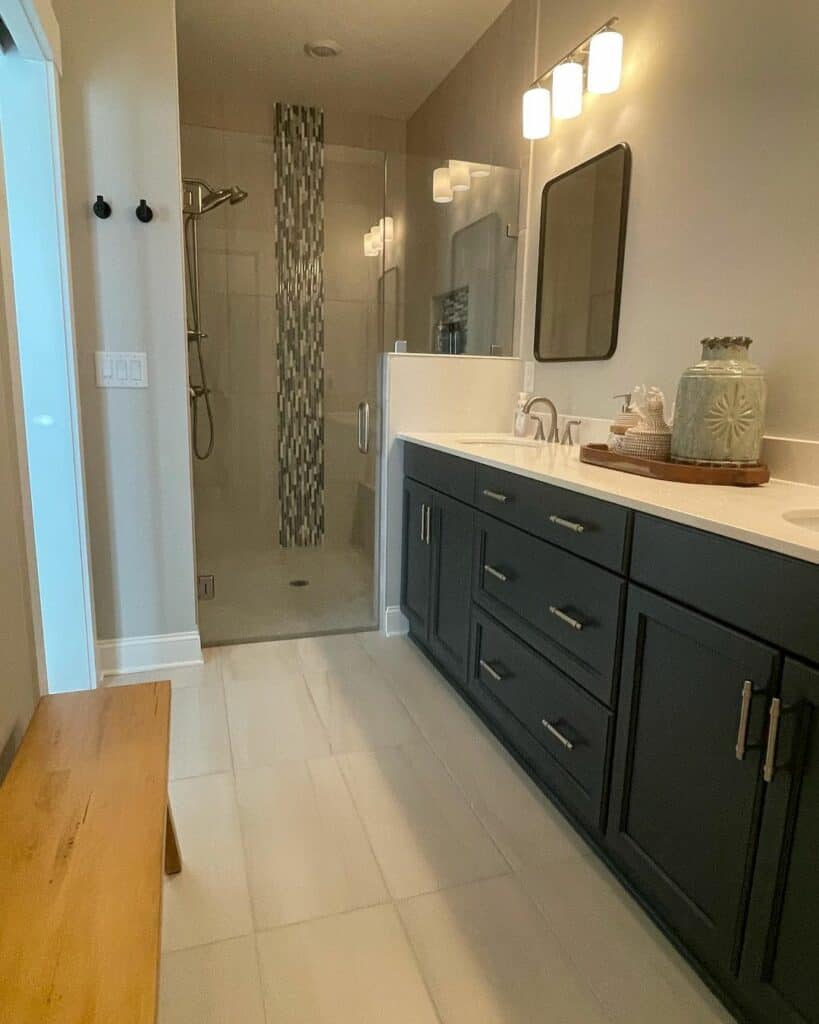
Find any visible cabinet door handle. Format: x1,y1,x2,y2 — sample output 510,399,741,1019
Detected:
482,489,509,504
483,564,508,583
542,719,574,751
735,680,756,760
479,659,506,682
424,504,431,545
549,514,585,534
763,698,782,783
549,605,584,631
419,504,426,542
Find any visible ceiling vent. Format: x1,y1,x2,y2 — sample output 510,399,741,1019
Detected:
304,39,342,59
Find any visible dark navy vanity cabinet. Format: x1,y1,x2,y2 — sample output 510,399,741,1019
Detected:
401,441,819,1024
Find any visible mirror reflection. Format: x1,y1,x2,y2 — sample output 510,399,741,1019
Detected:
535,143,631,362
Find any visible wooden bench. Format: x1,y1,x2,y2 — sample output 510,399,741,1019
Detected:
0,681,180,1023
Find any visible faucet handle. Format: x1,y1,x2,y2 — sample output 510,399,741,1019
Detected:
561,419,582,446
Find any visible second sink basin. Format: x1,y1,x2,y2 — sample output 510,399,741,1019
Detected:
783,509,819,533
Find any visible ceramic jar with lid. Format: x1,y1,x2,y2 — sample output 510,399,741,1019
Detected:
670,337,766,466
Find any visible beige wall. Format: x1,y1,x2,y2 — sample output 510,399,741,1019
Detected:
0,163,39,777
407,0,537,170
53,0,198,642
523,0,819,442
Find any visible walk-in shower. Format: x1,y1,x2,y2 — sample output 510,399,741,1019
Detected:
183,178,248,459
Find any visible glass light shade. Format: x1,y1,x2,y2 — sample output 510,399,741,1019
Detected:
433,166,453,203
552,61,583,119
448,160,471,191
364,231,379,257
469,163,491,177
522,87,551,140
369,225,383,253
378,216,394,243
588,30,623,94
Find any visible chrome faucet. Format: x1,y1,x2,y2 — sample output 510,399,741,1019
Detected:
523,396,560,443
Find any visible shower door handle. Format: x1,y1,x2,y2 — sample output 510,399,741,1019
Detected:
357,401,371,454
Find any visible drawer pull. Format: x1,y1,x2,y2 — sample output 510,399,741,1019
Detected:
763,697,781,783
420,503,426,542
483,564,508,583
549,605,584,631
482,489,509,504
735,679,759,760
549,514,585,534
542,719,575,751
479,659,506,682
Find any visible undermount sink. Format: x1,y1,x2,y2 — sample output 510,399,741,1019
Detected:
782,509,819,533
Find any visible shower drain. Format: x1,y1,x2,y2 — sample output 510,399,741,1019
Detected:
289,579,310,588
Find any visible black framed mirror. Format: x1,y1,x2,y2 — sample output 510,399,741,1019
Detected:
534,143,631,362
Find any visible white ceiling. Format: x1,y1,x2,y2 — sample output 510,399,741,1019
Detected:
176,0,511,121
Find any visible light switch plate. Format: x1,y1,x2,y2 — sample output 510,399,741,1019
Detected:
95,351,148,388
523,360,535,392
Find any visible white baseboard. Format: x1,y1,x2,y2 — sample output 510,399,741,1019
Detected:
384,605,409,637
97,630,203,678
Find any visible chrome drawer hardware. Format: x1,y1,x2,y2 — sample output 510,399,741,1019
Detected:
483,564,508,583
549,514,585,534
549,605,584,631
735,680,763,760
762,698,797,783
763,698,782,783
479,659,505,682
424,505,431,545
542,719,574,750
420,503,426,542
482,489,509,503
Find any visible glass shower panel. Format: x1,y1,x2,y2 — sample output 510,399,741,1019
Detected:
180,124,384,645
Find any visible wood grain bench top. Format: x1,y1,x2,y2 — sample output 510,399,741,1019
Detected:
0,682,171,1024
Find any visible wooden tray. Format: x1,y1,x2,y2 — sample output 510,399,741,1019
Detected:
579,444,770,486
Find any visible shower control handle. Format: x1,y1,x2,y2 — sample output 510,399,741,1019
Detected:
357,401,371,455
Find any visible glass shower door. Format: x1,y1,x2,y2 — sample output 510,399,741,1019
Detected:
180,123,385,645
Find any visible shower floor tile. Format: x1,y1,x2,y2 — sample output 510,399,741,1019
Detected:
196,541,375,646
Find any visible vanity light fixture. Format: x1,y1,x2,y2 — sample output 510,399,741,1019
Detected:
363,226,382,257
587,28,623,93
378,216,394,243
470,163,491,178
552,61,584,119
448,160,471,191
523,86,551,140
433,166,454,203
522,16,621,139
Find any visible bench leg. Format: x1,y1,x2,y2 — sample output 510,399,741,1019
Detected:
165,803,182,875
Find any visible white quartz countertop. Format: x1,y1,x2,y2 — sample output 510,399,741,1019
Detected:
398,432,819,566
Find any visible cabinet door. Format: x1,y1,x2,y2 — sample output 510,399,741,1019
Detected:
428,492,474,684
740,659,819,1024
401,478,433,640
608,586,777,978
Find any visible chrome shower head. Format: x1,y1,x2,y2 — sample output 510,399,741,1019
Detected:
229,186,248,205
183,179,249,216
200,187,234,214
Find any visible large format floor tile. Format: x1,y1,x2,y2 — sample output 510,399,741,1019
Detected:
235,759,389,929
163,773,253,952
398,874,611,1024
220,638,302,684
338,741,509,898
159,936,265,1024
296,632,376,676
305,664,423,753
255,904,440,1024
518,854,734,1023
224,674,330,768
169,677,232,780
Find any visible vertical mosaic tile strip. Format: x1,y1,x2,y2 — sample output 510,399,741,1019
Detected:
273,103,325,547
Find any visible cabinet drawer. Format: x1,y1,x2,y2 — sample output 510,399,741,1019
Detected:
473,514,625,705
470,609,613,830
632,514,819,664
475,464,631,572
404,443,475,504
